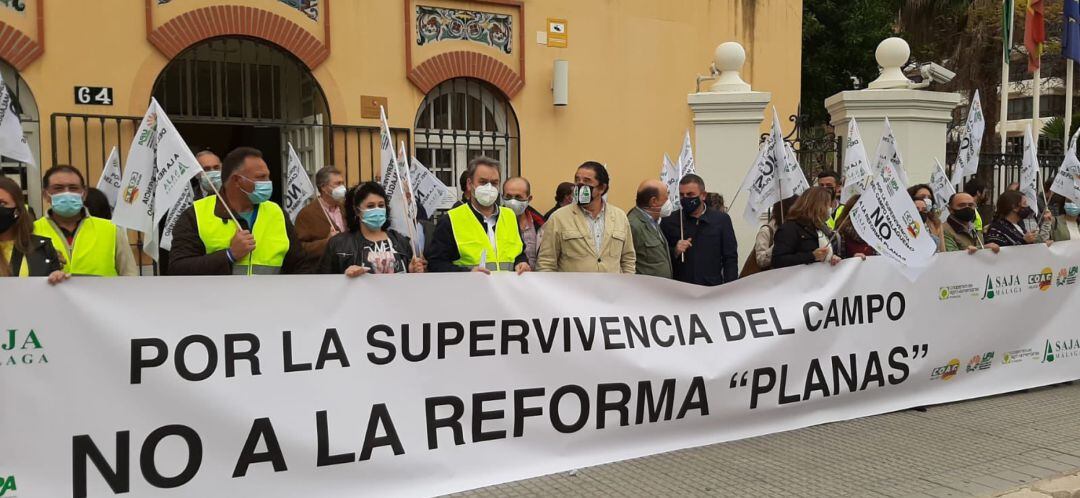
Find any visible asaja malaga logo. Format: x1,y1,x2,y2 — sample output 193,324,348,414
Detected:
0,475,16,497
1042,338,1080,363
982,274,1023,300
1,329,46,367
930,358,961,380
1027,267,1054,292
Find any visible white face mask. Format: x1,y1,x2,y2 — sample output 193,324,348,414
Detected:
659,199,675,218
331,185,347,202
504,198,529,216
473,183,499,207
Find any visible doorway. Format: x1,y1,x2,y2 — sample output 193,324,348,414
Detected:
176,123,283,203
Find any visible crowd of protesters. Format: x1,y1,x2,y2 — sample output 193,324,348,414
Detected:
1,145,1075,284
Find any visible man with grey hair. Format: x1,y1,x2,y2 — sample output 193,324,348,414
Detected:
195,150,223,198
295,165,347,267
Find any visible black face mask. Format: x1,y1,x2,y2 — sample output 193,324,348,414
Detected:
1018,207,1035,219
681,197,702,213
0,206,17,233
952,207,976,223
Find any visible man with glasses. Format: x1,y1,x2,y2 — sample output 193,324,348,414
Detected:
168,146,309,275
33,165,137,276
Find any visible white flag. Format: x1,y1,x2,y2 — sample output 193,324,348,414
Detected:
409,156,452,216
113,98,203,260
873,118,910,188
660,153,680,211
388,141,416,237
840,118,871,202
1020,124,1041,213
0,73,33,164
1051,128,1080,203
956,90,985,177
96,146,122,208
929,158,956,223
848,153,938,280
160,184,194,252
379,106,400,198
283,143,316,222
677,130,695,177
739,137,779,225
781,141,810,198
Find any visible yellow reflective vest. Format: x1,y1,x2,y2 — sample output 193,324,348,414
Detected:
32,213,118,276
826,204,846,230
194,196,290,275
447,203,523,271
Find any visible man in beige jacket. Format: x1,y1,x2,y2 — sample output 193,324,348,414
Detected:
538,161,635,273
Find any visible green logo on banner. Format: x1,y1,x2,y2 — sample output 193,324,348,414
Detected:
0,475,16,497
2,329,46,367
982,275,995,299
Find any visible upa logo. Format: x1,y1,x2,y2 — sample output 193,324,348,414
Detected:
1058,266,1079,287
2,329,47,367
0,475,15,497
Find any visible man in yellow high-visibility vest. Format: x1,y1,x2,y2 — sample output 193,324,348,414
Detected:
425,156,531,274
168,146,309,275
33,165,137,276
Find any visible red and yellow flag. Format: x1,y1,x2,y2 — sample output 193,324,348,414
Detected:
1025,0,1046,72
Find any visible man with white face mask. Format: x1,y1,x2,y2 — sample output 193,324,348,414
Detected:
502,176,545,269
295,166,347,267
425,156,530,274
628,179,673,278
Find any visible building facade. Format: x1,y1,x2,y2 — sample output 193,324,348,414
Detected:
1,0,802,214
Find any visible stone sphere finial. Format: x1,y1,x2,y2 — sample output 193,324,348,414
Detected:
709,41,751,93
868,37,912,89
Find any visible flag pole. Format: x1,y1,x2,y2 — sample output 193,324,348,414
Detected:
1001,0,1014,154
1033,65,1042,136
1067,60,1075,143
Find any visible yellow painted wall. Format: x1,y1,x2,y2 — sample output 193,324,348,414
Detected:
4,0,802,213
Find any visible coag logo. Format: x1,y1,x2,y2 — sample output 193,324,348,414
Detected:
930,358,961,380
0,475,16,497
1027,267,1054,291
2,329,46,367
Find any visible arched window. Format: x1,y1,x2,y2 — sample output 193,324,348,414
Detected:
0,60,39,208
414,78,519,204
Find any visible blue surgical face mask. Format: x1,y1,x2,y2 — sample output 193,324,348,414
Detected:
1066,203,1080,217
200,170,222,193
50,192,84,217
361,207,387,230
240,176,273,205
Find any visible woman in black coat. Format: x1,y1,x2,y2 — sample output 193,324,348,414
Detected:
771,186,842,269
0,176,66,282
319,182,426,276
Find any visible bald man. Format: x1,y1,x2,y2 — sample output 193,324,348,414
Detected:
502,176,546,269
628,179,673,278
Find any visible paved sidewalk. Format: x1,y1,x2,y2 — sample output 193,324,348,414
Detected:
458,383,1080,497
999,471,1080,497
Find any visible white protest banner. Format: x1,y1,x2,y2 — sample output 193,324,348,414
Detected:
409,156,452,216
848,149,938,278
660,153,680,210
874,118,910,187
112,98,202,260
841,118,871,201
0,72,33,164
4,243,1080,497
1051,127,1080,204
956,90,985,177
929,158,956,223
379,106,399,197
389,141,417,238
677,130,695,177
782,141,810,197
96,146,122,208
283,143,316,222
739,137,778,225
1020,124,1041,213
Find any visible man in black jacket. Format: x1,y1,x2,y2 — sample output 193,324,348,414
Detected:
660,174,738,286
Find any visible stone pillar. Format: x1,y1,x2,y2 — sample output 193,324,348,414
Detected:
825,38,960,187
687,42,771,259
